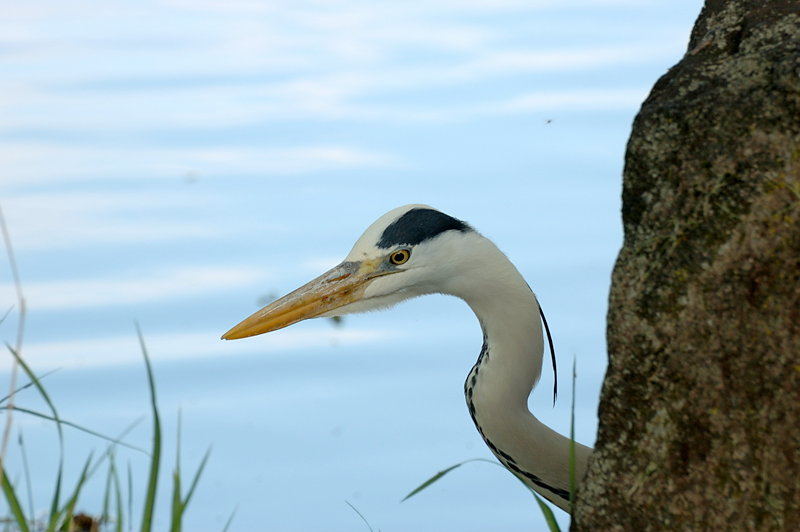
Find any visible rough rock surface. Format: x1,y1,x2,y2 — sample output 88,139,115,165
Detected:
573,1,800,530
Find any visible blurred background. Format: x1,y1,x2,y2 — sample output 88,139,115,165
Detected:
1,1,700,530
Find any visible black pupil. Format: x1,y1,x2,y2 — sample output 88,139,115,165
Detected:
394,251,406,263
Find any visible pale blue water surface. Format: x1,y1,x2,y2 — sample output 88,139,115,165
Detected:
1,1,700,530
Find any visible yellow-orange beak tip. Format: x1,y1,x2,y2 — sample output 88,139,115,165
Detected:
221,259,388,342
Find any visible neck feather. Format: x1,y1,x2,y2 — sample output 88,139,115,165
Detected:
456,241,591,511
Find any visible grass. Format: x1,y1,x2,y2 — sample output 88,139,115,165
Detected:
401,357,582,532
138,325,162,532
0,331,224,532
0,206,230,532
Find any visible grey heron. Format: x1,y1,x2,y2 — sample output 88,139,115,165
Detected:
222,204,592,511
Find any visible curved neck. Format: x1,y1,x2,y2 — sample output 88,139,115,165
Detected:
457,245,592,511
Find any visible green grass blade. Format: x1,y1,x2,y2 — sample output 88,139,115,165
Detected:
0,304,12,326
0,369,60,405
137,324,161,532
402,464,461,502
103,451,115,526
507,470,562,532
532,491,562,532
17,432,34,525
171,407,212,532
50,452,93,532
84,417,150,488
80,416,147,532
7,346,64,524
171,411,182,532
180,447,211,513
405,455,564,531
344,501,374,532
569,357,577,511
171,469,181,532
2,407,148,454
505,468,564,532
0,463,30,532
401,458,500,502
113,460,124,532
220,505,238,532
127,462,133,532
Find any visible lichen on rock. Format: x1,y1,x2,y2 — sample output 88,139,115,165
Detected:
573,2,800,530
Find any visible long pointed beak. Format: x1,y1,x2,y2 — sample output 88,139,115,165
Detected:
222,259,387,340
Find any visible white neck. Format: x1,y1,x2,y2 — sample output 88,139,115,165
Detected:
454,241,592,512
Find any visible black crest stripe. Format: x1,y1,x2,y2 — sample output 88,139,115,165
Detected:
377,208,472,248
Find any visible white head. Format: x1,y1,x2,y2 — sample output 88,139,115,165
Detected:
222,204,511,339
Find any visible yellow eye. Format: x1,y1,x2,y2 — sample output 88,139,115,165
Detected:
389,249,411,265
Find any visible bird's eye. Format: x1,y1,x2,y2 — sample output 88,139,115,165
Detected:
389,249,411,265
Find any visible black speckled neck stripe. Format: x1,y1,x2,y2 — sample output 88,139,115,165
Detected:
464,336,571,505
377,208,472,249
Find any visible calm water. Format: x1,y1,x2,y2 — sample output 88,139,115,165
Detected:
1,2,700,530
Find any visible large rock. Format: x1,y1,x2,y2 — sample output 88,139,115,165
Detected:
573,1,800,530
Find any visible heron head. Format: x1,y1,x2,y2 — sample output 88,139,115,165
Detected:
222,204,476,340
